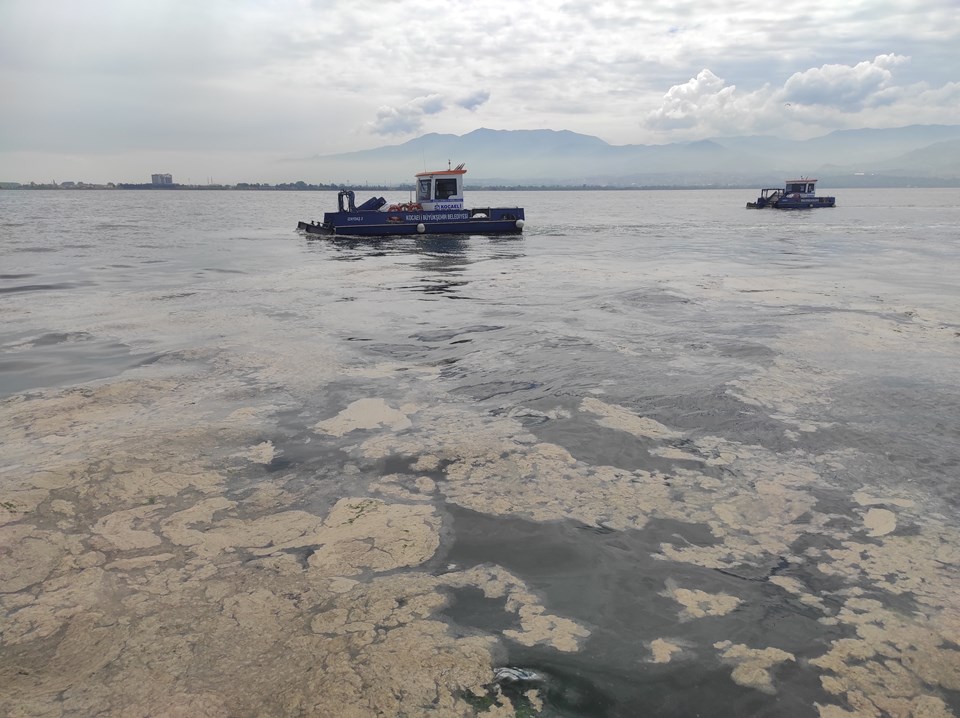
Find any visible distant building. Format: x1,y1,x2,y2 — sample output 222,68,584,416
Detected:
151,173,173,185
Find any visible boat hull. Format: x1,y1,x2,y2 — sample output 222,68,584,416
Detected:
298,208,525,237
746,197,836,209
776,197,835,209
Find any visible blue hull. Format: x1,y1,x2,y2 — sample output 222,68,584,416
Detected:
775,197,835,209
298,207,524,237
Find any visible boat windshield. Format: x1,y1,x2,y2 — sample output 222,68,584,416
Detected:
436,178,457,200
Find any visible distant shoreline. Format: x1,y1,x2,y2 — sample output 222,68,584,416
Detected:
4,178,960,191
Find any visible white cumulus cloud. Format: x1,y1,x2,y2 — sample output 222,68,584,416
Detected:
367,94,446,136
783,54,910,109
645,69,734,130
641,54,951,140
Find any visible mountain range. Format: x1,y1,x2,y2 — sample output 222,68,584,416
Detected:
291,125,960,187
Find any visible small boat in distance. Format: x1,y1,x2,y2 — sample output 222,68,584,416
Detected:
746,178,836,209
297,163,525,237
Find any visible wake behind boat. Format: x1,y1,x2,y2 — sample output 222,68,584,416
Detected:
746,178,836,209
297,163,525,237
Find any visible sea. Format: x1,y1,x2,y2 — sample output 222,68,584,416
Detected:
1,188,959,717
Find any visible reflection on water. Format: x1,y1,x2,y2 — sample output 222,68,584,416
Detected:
307,233,525,299
1,189,959,717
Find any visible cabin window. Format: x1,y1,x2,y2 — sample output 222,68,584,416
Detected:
807,183,815,193
436,178,458,200
417,179,431,201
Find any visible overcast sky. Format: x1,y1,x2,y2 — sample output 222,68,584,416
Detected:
2,0,958,183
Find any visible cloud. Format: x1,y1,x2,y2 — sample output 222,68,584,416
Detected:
367,94,446,136
418,95,446,115
783,54,909,109
641,54,951,139
456,90,491,112
645,69,734,130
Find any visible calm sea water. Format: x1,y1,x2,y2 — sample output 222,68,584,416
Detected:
2,188,959,716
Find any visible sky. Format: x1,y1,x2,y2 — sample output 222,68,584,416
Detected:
1,0,958,183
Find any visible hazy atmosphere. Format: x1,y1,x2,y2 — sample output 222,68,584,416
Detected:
2,0,959,183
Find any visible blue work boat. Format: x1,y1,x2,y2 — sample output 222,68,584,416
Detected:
746,178,836,209
297,164,525,236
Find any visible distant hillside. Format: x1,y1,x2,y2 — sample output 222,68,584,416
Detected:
857,139,960,177
287,125,960,187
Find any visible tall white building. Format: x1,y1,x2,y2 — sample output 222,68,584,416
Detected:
151,173,173,185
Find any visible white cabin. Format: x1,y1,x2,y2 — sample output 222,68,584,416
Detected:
415,163,466,211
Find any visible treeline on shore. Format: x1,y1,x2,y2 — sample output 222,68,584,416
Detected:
4,176,959,191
